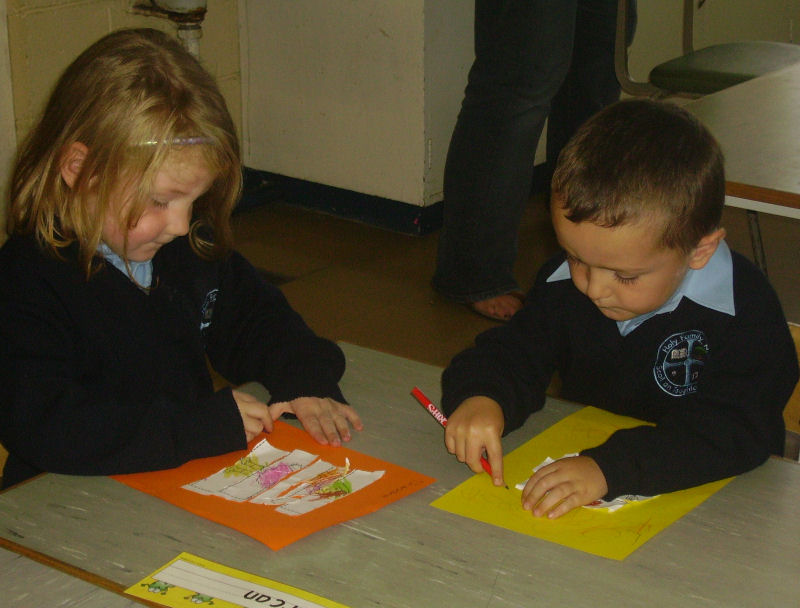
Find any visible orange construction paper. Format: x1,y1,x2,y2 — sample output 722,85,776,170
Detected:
112,421,435,550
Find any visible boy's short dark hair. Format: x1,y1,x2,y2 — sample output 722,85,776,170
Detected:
551,98,725,253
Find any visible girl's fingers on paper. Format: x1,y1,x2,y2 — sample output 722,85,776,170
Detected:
331,410,355,444
317,415,342,447
283,397,364,447
317,401,356,447
333,400,364,433
243,421,261,442
233,390,274,438
241,409,271,442
296,399,334,445
267,401,293,420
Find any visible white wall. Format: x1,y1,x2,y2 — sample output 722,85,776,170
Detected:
4,1,799,214
239,0,473,207
240,1,799,209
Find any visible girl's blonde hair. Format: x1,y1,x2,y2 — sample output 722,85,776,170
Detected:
7,28,241,275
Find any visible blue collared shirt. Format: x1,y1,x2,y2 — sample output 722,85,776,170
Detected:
97,243,153,288
546,240,735,336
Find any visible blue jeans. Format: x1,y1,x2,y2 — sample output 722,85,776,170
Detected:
432,0,636,303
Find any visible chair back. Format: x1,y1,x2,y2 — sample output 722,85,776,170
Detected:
615,0,800,98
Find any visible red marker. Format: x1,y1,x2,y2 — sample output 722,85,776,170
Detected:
412,386,505,486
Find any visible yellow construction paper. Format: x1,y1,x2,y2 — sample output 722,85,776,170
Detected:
431,406,732,560
126,552,348,608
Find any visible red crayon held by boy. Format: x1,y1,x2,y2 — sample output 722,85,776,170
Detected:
411,386,508,488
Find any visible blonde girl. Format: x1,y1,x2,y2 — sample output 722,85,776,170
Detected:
0,28,361,488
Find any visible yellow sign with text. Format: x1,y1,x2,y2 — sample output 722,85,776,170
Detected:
126,552,349,608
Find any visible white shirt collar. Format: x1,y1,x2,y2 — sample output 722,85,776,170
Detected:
547,240,735,336
97,243,153,288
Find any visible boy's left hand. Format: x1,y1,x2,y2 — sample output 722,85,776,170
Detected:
269,397,363,447
521,455,607,519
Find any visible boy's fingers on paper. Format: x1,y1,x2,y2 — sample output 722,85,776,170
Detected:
443,426,467,461
454,441,468,463
466,444,489,474
443,428,457,455
544,494,580,519
532,483,573,518
521,465,559,511
486,450,505,486
521,456,607,519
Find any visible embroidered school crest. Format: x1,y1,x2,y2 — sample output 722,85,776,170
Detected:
653,330,708,397
199,289,219,333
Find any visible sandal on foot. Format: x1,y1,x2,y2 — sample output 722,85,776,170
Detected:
468,291,525,322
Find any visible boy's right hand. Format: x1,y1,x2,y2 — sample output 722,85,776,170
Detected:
444,396,506,487
232,389,274,442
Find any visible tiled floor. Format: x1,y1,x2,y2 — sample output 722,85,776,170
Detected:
232,192,800,370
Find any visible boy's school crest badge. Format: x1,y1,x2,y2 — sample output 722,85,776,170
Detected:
653,330,708,397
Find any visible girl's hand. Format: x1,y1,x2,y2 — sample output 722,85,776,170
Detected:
269,397,363,447
232,389,274,442
521,455,608,519
444,396,506,487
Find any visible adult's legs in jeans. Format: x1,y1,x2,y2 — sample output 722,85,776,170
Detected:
433,0,577,320
545,0,637,184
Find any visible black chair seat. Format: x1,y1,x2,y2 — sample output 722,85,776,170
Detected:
650,41,800,95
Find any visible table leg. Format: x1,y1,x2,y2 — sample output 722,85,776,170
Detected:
746,209,768,275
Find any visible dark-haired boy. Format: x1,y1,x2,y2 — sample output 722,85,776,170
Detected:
441,99,799,518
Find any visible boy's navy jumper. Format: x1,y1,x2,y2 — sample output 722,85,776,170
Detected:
442,244,799,498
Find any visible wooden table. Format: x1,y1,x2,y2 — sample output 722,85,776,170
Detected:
2,343,799,607
684,62,800,273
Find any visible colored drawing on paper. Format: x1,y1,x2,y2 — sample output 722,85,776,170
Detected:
112,420,436,550
184,439,384,516
431,406,732,560
224,456,263,477
256,461,292,488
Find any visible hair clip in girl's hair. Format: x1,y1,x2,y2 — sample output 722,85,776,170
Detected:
139,136,213,146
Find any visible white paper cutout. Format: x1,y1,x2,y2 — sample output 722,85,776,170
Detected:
183,439,385,516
